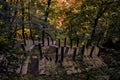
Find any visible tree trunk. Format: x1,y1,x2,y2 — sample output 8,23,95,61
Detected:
28,0,34,44
88,4,109,56
90,5,108,45
21,0,26,45
42,0,51,46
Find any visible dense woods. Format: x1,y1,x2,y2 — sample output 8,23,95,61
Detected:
0,0,120,80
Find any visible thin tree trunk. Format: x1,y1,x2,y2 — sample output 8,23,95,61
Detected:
21,0,26,45
28,0,34,44
8,0,12,38
90,1,114,45
90,5,108,45
10,0,19,46
89,5,108,56
42,0,51,46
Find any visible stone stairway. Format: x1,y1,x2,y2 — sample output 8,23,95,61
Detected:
16,40,106,76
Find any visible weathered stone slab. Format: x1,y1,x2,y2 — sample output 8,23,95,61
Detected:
84,46,92,57
92,46,99,58
21,56,30,75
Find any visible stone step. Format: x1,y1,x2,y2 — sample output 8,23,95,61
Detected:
27,57,39,76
